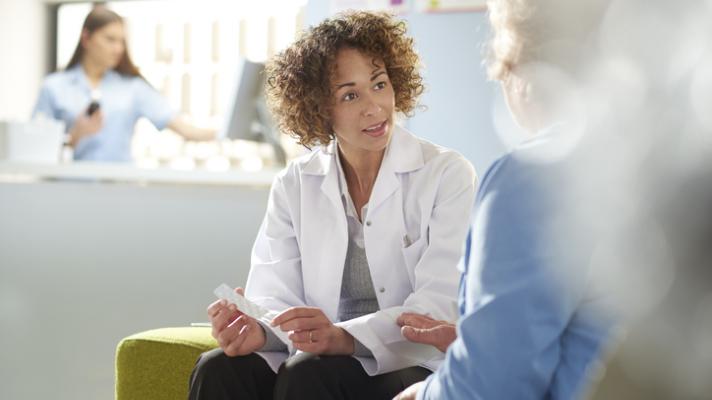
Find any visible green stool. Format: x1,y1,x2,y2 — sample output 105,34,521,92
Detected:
115,327,218,400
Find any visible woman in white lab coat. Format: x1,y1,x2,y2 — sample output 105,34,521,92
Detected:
189,11,476,400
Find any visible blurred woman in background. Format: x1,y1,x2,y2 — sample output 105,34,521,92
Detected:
33,6,213,162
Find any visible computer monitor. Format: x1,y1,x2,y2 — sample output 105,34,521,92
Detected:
219,58,286,165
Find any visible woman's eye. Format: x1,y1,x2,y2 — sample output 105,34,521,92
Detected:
374,81,387,90
343,92,357,102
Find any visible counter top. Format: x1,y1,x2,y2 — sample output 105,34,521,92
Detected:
0,161,279,186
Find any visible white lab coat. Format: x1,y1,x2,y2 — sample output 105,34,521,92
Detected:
245,126,477,375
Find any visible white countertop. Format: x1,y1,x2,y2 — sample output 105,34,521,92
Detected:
0,161,279,186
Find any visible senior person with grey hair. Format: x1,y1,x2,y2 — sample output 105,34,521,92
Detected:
393,0,628,398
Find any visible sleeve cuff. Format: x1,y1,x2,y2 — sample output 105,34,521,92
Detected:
353,338,374,358
417,372,439,400
257,321,288,352
155,109,177,131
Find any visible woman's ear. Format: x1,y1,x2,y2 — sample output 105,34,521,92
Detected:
502,70,538,132
503,72,528,107
506,72,532,102
80,29,91,48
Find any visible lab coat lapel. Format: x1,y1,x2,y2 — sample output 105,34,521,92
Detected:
368,126,424,214
319,145,345,215
319,169,348,320
368,157,399,214
302,142,345,213
302,142,348,320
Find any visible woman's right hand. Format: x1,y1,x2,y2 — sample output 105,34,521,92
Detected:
67,110,103,147
396,312,457,353
207,287,266,357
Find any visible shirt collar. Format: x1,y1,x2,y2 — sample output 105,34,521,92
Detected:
302,124,425,176
334,146,364,220
334,145,349,198
66,65,121,89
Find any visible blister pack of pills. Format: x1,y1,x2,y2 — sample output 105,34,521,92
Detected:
213,283,270,321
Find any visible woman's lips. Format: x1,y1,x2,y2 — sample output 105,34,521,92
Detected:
362,120,388,138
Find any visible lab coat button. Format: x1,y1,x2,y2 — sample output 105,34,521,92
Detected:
366,221,372,226
378,287,385,293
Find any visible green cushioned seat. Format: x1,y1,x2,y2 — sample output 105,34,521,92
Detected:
115,327,218,400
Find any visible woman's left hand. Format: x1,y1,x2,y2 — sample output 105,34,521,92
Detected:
271,307,355,355
392,381,424,400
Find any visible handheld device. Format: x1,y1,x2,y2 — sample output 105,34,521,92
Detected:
86,101,100,116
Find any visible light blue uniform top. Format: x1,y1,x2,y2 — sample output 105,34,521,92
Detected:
419,130,614,400
32,66,176,162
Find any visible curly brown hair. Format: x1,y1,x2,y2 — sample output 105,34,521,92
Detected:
265,11,424,147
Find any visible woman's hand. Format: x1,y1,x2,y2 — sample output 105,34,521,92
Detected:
393,381,424,400
67,110,103,147
207,287,266,357
397,312,457,353
271,307,355,355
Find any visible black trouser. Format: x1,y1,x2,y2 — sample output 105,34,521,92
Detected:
188,348,431,400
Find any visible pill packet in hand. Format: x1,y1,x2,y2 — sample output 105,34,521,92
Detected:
213,283,269,321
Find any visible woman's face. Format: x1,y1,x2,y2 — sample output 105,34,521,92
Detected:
83,21,125,70
329,48,396,158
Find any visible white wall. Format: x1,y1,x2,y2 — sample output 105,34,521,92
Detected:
0,0,47,120
404,11,508,176
0,180,269,399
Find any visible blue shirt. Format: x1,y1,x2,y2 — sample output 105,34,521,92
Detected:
420,131,614,400
32,66,176,162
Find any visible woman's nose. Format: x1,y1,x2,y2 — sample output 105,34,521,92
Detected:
362,98,382,117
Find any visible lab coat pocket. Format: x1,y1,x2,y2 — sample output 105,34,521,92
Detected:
401,236,427,288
